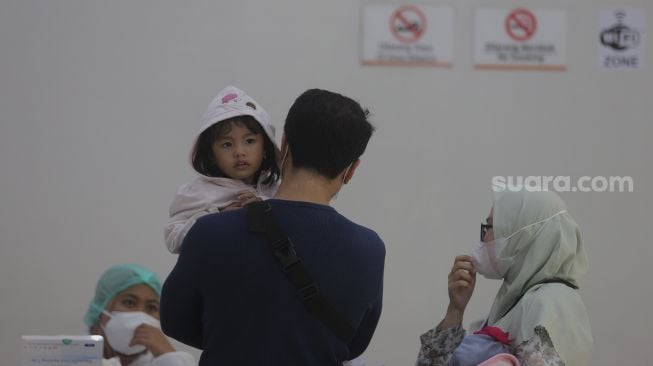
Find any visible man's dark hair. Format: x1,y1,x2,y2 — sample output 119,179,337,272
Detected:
284,89,374,179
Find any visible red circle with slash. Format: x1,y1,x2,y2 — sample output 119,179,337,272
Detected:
390,5,427,43
505,8,537,41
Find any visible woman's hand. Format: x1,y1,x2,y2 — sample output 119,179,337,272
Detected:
129,324,175,358
442,255,476,328
448,255,476,311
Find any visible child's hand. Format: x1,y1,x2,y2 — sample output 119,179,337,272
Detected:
221,201,243,212
219,191,261,212
237,190,262,207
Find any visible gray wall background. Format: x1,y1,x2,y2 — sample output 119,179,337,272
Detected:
1,1,651,365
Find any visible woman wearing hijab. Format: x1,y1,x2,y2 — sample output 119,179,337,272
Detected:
416,190,592,366
85,264,195,366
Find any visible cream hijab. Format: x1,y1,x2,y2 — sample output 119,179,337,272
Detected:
487,190,592,366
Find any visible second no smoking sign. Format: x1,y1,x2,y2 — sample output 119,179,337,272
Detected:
505,8,537,41
474,8,567,71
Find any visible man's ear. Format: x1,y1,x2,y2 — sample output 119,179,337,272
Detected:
343,159,361,184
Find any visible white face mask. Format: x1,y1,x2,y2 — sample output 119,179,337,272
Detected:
472,210,568,279
471,238,514,279
101,311,160,355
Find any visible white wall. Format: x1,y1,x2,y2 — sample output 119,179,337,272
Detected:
1,1,651,365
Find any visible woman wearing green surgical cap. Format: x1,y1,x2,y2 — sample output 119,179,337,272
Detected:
416,190,592,366
85,264,195,366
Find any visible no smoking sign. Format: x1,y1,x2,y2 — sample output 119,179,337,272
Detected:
474,7,567,71
390,5,427,43
505,8,537,41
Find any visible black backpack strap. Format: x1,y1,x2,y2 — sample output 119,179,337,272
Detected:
247,202,356,343
499,278,578,320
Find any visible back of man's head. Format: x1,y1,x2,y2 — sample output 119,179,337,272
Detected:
284,89,374,179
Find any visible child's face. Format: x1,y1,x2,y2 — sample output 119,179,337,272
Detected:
211,122,265,184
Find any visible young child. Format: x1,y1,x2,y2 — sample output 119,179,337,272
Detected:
165,86,281,253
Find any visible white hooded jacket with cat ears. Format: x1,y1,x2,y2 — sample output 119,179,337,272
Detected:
164,86,281,253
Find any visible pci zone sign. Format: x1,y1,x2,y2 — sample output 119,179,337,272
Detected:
361,4,453,67
599,8,646,70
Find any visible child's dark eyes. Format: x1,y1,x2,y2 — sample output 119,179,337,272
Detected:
245,138,257,144
220,142,232,148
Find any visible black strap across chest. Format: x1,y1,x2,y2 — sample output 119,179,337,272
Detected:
499,278,578,320
246,201,355,343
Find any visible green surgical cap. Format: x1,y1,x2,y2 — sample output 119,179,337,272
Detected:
84,264,162,327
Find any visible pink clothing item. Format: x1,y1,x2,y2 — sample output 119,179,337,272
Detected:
221,93,239,103
474,326,513,345
164,176,278,253
477,353,520,366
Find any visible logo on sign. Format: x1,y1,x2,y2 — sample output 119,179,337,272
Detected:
505,8,537,42
600,11,640,51
390,5,427,43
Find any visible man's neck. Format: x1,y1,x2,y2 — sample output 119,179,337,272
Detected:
273,169,340,206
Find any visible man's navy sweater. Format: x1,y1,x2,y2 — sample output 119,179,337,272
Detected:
161,199,385,366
